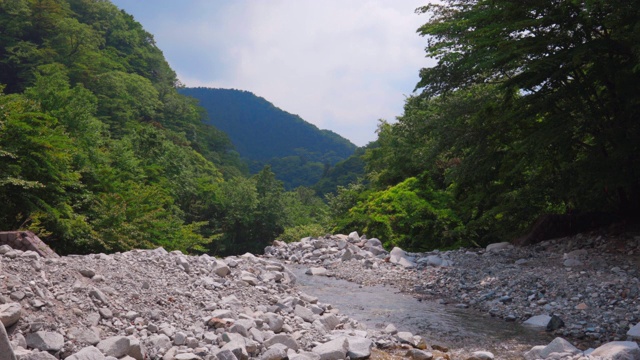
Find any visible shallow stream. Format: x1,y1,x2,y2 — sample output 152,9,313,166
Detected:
291,266,553,359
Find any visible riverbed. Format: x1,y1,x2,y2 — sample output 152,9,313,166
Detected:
291,266,553,359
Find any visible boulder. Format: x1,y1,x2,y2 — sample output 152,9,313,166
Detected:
263,334,299,351
0,322,16,360
26,331,64,352
305,267,328,276
485,242,512,252
0,303,22,327
524,337,581,359
522,314,563,331
312,337,348,360
64,346,106,360
96,336,131,358
590,341,640,360
626,322,640,339
346,336,372,360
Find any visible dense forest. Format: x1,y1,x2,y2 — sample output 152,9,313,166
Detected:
332,0,640,250
179,88,357,190
0,0,332,255
1,0,638,256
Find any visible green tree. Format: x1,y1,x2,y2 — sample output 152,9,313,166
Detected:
417,0,640,216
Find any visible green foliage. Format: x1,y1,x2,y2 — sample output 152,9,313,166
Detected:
334,177,464,250
0,0,248,255
341,0,640,251
279,224,328,243
416,0,640,216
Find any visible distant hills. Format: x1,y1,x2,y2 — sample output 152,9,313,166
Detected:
180,88,357,189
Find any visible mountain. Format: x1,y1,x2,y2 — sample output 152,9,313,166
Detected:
179,88,357,188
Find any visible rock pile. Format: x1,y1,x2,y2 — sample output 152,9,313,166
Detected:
1,243,452,360
264,231,640,359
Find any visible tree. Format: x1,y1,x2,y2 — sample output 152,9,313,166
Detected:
416,0,640,217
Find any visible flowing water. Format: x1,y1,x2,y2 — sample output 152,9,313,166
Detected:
291,266,553,359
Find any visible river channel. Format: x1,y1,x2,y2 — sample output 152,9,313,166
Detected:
290,266,553,359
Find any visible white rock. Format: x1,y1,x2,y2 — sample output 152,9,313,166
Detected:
590,341,640,360
523,314,552,330
0,303,22,327
626,322,640,339
65,346,106,360
485,242,512,252
26,331,64,352
312,337,348,360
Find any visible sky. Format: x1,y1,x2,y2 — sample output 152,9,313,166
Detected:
110,0,435,147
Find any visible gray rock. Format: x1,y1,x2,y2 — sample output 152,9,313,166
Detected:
24,353,57,360
405,349,433,360
174,354,201,360
627,322,640,339
312,337,348,360
470,351,494,360
305,267,328,276
97,336,130,358
0,245,12,254
389,247,416,268
263,313,284,333
215,350,238,360
220,338,248,360
64,346,106,360
590,341,640,360
89,288,109,304
126,336,146,360
346,336,372,360
485,242,512,252
318,314,340,331
68,327,100,345
0,303,22,327
526,337,580,359
294,305,315,323
0,322,16,360
563,258,583,267
384,324,398,335
26,331,64,352
396,331,414,344
523,315,552,330
213,261,231,277
79,268,96,278
259,347,287,360
263,334,299,351
348,232,360,242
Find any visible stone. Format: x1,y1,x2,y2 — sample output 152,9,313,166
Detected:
535,338,580,359
213,261,231,277
174,354,201,360
23,352,57,360
469,351,494,360
79,268,96,278
259,347,287,360
26,331,64,352
318,314,340,331
312,337,348,360
215,350,238,360
64,346,106,360
263,334,299,351
305,267,327,276
0,322,17,360
384,324,398,335
348,232,360,242
485,242,512,252
346,336,372,360
563,259,583,267
294,305,315,323
68,327,100,345
590,341,640,360
0,303,22,327
97,336,131,358
627,322,640,339
389,247,416,268
220,338,248,360
523,315,552,330
126,336,146,360
405,349,433,360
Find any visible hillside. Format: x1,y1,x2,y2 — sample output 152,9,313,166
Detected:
179,88,357,188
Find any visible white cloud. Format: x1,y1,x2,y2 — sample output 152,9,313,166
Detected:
112,0,435,146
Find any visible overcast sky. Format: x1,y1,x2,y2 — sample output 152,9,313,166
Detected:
110,0,434,146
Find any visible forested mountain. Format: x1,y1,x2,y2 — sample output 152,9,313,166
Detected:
179,88,357,189
0,0,332,255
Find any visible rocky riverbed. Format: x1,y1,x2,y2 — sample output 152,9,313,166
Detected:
1,229,640,360
264,231,640,359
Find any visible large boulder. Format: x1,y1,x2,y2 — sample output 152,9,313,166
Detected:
26,331,64,352
0,303,22,327
312,337,348,360
590,341,640,360
0,322,16,360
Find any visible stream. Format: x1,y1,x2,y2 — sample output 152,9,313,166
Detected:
291,266,553,359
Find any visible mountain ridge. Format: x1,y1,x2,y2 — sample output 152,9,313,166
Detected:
179,87,357,166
